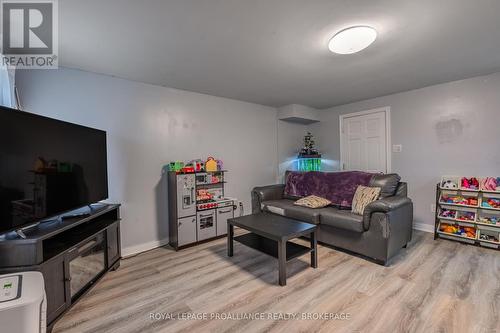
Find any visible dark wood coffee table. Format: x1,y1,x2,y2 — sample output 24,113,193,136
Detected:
227,212,318,286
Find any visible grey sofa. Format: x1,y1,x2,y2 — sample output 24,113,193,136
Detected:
252,173,413,265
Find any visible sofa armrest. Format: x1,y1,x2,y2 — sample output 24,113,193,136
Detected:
251,184,285,214
365,196,412,214
363,196,413,230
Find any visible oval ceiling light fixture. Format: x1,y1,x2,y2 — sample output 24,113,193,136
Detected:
328,26,377,54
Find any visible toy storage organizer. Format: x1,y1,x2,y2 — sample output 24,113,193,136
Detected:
435,176,500,250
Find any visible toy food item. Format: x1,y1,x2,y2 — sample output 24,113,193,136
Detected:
196,189,212,201
205,157,218,172
211,175,220,183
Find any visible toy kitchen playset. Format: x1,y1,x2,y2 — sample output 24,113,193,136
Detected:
166,157,240,250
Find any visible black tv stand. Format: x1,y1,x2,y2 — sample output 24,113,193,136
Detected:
14,220,45,239
88,202,107,211
0,203,121,332
61,212,91,220
56,203,107,221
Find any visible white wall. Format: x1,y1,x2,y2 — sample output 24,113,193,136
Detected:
276,120,311,182
16,68,278,255
312,72,500,231
276,105,320,182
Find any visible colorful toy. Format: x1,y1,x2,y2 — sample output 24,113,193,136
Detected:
168,161,184,172
216,159,224,171
479,233,499,242
463,226,476,238
189,159,205,172
440,223,476,238
478,216,500,225
461,177,480,190
479,234,499,242
469,197,479,206
441,195,478,206
481,198,500,209
481,177,498,191
196,189,213,201
181,164,195,173
457,211,475,221
441,180,458,189
205,157,218,172
211,174,221,184
439,208,457,219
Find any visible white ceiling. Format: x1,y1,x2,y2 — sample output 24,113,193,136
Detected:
59,0,500,109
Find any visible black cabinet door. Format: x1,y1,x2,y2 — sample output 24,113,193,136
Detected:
106,222,121,267
40,253,71,324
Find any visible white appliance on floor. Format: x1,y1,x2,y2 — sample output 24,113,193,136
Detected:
0,271,46,333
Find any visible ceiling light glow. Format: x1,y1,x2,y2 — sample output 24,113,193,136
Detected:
328,26,377,54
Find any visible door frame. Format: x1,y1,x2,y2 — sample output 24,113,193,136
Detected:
339,106,391,173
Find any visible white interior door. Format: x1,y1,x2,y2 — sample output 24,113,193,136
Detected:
341,109,389,173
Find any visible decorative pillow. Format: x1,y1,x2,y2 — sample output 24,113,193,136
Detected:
294,195,331,209
352,186,381,215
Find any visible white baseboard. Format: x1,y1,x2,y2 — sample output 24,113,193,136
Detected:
413,222,434,233
121,222,434,258
122,238,169,258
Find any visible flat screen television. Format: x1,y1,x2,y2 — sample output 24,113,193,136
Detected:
0,106,108,234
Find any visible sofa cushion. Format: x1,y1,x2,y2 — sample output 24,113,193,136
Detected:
369,173,401,198
319,207,364,233
261,199,320,224
294,195,331,209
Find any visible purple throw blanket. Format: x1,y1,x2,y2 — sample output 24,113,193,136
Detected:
284,171,375,208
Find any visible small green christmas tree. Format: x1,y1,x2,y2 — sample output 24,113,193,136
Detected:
299,132,319,156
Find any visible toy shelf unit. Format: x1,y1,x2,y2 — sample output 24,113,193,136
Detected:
435,176,500,250
168,169,238,251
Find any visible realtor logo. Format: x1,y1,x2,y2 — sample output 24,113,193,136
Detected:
1,0,58,68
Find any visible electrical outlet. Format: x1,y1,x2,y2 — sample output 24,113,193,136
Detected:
392,144,403,153
431,204,436,213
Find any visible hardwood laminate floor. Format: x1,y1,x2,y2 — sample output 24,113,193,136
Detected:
53,231,500,333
